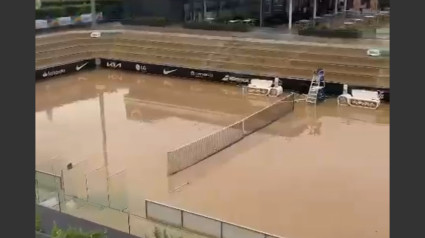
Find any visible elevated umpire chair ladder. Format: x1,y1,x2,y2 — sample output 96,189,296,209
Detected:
306,73,321,104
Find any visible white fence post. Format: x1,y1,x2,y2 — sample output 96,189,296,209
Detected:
181,210,184,227
128,212,131,234
220,221,224,238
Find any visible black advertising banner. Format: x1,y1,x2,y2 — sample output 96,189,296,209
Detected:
98,59,343,93
100,58,295,85
36,59,96,80
87,58,390,102
99,58,227,81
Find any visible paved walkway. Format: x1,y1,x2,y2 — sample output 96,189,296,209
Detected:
37,22,389,50
99,23,389,49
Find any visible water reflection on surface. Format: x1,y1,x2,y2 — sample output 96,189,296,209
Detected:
36,70,389,238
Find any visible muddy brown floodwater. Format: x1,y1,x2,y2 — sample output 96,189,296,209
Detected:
36,69,389,238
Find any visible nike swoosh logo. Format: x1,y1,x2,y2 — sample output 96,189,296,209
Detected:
163,69,177,75
76,62,89,71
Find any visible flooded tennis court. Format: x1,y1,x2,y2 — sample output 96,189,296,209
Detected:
35,69,276,211
167,100,389,238
36,69,389,238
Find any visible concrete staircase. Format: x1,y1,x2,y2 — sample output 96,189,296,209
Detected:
36,30,389,88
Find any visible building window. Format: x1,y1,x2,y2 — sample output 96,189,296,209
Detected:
264,0,272,14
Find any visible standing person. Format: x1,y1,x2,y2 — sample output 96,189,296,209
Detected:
317,68,325,86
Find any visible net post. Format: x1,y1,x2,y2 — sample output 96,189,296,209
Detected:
35,178,40,204
60,169,64,190
107,175,111,207
57,191,62,212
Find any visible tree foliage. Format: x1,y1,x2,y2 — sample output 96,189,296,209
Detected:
51,223,106,238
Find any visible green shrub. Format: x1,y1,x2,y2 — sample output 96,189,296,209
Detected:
50,223,106,238
42,0,122,7
183,22,251,32
97,3,123,20
317,24,329,30
298,27,361,38
36,4,92,19
36,6,66,19
65,4,91,16
51,223,61,237
36,214,42,232
36,1,123,20
379,0,390,9
121,17,169,27
163,229,169,238
41,1,86,7
153,227,162,238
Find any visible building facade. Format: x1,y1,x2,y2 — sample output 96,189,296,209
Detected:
123,0,384,24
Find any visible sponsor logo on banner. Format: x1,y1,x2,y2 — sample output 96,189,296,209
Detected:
135,64,147,72
190,70,214,79
57,17,72,26
42,69,66,78
81,13,92,23
221,75,251,83
35,20,48,29
75,62,89,71
106,62,122,69
163,68,177,75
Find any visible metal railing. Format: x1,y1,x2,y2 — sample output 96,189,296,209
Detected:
145,200,284,238
35,170,64,212
35,168,207,238
36,168,286,238
35,95,294,238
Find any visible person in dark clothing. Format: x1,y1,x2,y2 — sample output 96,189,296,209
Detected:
316,68,325,87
